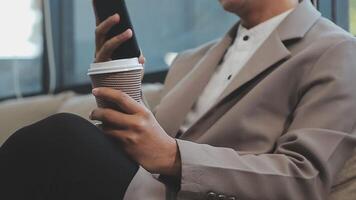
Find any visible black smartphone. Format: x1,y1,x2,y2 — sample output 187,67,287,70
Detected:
93,0,140,60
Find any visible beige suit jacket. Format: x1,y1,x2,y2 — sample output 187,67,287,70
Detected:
124,1,356,199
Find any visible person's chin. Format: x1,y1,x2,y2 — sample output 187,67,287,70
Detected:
219,0,243,13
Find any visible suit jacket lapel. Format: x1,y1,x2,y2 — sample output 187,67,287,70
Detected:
217,0,321,103
179,31,291,139
155,35,233,137
180,0,321,138
217,31,291,103
156,0,321,138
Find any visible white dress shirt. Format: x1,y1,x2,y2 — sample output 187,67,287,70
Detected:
180,9,293,132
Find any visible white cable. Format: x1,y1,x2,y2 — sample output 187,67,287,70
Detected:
43,0,57,94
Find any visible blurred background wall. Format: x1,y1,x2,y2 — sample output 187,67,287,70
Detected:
0,0,354,100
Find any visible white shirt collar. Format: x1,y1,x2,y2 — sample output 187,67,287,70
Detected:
237,9,294,40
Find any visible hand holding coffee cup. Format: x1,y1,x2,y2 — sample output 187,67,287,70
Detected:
90,13,145,110
89,58,143,107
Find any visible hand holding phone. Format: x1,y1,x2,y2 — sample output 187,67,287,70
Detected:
93,0,141,61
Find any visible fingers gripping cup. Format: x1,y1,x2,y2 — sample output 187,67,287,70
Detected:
88,58,143,110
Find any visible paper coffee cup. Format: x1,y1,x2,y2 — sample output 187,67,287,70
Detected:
88,58,143,110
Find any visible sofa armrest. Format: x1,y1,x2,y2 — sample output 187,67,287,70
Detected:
0,83,164,146
0,92,74,145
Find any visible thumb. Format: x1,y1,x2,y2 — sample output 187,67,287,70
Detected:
139,55,146,65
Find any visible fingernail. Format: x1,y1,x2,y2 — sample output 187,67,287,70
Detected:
92,88,99,96
126,29,133,36
113,14,120,21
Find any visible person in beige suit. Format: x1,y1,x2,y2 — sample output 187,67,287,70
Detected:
1,0,356,200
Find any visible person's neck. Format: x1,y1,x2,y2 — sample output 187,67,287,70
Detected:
239,0,299,29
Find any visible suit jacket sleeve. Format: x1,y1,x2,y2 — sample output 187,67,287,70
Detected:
175,39,356,200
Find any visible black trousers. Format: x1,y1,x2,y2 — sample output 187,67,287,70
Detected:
0,113,139,200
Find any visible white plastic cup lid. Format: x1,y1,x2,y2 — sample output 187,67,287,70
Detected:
88,58,143,75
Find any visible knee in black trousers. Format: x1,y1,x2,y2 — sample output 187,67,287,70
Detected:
0,113,138,200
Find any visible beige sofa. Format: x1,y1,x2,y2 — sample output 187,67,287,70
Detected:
0,84,163,146
0,84,355,199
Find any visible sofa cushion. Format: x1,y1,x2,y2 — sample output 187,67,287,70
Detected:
0,92,74,145
57,94,97,121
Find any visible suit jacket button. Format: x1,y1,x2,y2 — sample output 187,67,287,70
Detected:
218,194,227,200
207,192,217,200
